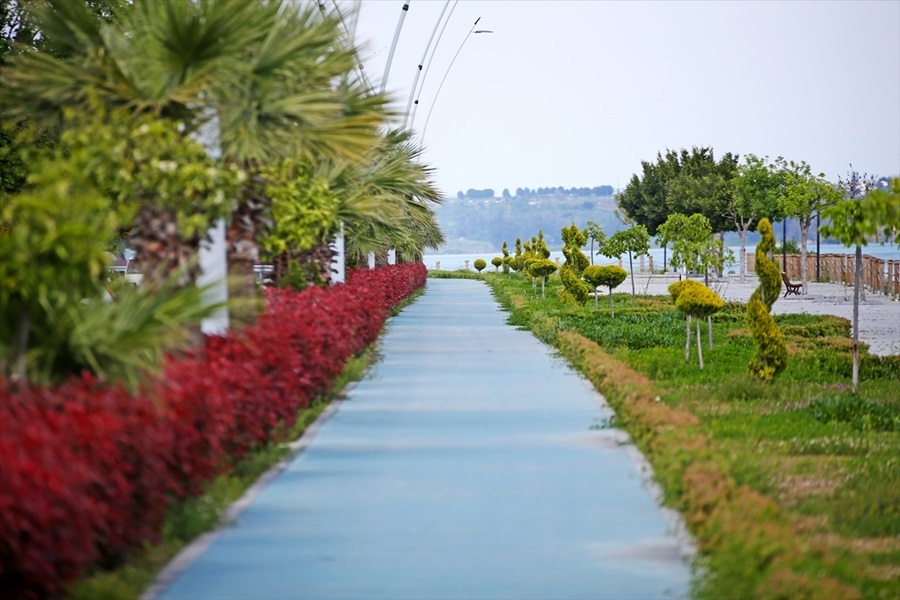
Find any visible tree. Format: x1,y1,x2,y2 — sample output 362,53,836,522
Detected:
500,241,510,274
600,224,650,306
656,213,731,286
584,220,606,266
527,258,557,299
1,0,387,302
669,279,724,370
746,218,788,381
615,147,737,237
728,155,786,281
583,265,627,314
819,168,898,394
491,256,502,271
778,163,844,293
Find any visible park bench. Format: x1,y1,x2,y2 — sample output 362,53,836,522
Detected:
781,272,802,297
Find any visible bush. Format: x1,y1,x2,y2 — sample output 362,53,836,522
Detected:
746,219,787,381
491,256,502,271
0,263,426,599
473,258,486,272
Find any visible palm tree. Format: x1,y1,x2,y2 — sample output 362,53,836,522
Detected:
1,0,386,292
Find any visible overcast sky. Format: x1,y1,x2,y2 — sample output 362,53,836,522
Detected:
348,0,900,198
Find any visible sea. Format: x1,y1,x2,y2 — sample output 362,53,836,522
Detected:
423,243,900,272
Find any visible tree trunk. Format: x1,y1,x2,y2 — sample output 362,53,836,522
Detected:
696,317,704,369
739,227,748,283
685,314,691,362
130,206,201,290
628,251,635,306
852,244,861,394
609,288,614,317
10,302,30,385
541,277,546,299
799,220,810,294
708,315,713,350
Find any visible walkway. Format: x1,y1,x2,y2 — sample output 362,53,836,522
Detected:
147,279,693,600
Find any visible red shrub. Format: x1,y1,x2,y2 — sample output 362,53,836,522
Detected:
0,264,426,598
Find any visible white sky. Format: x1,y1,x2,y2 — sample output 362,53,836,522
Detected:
348,0,900,198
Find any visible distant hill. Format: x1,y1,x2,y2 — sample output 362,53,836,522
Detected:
435,188,625,253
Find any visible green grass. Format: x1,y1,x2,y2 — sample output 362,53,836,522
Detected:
482,271,900,599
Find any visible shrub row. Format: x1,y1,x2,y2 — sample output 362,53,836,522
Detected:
0,263,426,599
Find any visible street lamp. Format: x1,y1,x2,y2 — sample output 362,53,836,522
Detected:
403,0,455,129
420,17,493,140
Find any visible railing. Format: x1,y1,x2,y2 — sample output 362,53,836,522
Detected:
746,253,900,299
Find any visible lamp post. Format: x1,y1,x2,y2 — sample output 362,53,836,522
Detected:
403,0,454,129
420,18,492,140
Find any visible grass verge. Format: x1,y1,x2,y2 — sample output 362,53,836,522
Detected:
482,272,899,600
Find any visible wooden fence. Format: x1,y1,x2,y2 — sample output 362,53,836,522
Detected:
746,253,900,298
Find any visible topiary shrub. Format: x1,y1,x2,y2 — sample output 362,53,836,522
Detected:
491,256,502,272
670,279,724,369
473,258,486,273
526,258,557,299
583,264,627,314
746,218,788,381
500,241,510,274
558,224,590,305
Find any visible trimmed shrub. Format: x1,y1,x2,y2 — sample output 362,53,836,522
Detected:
583,264,627,313
473,258,486,273
558,224,590,305
491,256,502,271
746,219,788,380
0,263,426,599
670,279,725,369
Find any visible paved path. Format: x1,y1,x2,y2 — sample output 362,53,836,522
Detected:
148,279,693,600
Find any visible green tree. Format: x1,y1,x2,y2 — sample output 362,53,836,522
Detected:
491,256,502,271
819,168,898,394
669,279,724,369
583,265,627,314
600,224,650,306
473,258,486,273
616,147,737,237
1,0,387,299
656,213,731,286
527,258,557,299
728,155,788,282
778,163,844,292
584,220,606,265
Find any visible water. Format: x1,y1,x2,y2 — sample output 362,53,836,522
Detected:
424,243,900,272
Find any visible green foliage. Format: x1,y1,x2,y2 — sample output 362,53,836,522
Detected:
262,160,337,258
583,264,627,314
558,224,590,305
560,224,589,276
615,146,738,235
746,218,788,381
500,241,510,274
673,282,724,319
0,105,225,387
473,258,486,272
808,395,899,432
656,213,730,275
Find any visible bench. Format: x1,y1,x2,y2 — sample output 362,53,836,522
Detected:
781,272,802,297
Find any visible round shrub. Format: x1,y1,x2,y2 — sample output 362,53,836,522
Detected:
491,256,503,271
473,258,486,272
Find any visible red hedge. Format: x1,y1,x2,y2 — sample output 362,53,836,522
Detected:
0,263,426,599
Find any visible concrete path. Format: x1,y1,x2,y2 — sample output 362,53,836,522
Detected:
147,279,693,600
